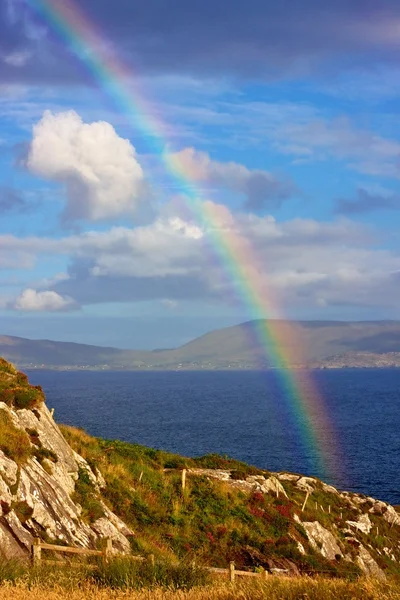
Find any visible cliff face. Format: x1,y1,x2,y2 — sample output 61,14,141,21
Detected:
0,359,133,559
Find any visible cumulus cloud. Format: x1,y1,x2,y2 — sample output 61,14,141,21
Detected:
13,288,77,312
26,110,145,222
335,188,400,214
169,148,296,210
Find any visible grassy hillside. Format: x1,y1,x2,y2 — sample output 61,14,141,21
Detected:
2,320,400,369
60,426,400,580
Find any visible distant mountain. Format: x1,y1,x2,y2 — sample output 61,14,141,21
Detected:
1,319,400,370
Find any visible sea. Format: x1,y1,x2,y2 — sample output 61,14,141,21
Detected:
26,368,400,505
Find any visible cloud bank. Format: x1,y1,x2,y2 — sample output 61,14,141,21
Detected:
5,202,400,315
2,0,400,84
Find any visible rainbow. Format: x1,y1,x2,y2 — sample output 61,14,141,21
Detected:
29,0,342,482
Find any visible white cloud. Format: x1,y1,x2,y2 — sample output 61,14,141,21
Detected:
2,201,400,314
26,110,145,222
13,288,77,312
169,148,296,210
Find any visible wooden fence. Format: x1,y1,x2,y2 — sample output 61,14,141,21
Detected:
31,537,112,566
31,537,156,569
31,539,288,580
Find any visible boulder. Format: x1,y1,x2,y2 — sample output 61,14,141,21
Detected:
303,521,343,560
357,545,385,580
346,514,372,535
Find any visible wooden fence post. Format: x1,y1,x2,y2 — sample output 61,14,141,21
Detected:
301,491,310,512
229,561,235,583
31,537,41,566
262,568,268,580
101,537,112,563
148,554,155,567
181,469,187,492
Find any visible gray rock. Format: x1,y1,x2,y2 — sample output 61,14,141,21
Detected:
357,545,385,580
346,514,372,535
0,400,133,559
303,521,343,560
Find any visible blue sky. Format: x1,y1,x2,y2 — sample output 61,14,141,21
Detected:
1,0,400,349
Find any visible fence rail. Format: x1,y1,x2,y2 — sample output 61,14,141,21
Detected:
31,539,286,581
32,537,112,566
31,540,316,581
31,537,157,569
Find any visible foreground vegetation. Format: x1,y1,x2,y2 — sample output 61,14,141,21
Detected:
0,577,399,600
0,553,398,598
0,558,398,598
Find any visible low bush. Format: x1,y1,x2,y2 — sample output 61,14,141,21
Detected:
0,358,16,375
33,447,58,465
13,386,44,410
72,468,105,523
0,410,32,464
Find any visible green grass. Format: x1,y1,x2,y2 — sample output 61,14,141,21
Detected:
59,425,376,578
71,467,105,523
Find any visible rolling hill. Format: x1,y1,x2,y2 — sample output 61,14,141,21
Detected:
1,319,400,369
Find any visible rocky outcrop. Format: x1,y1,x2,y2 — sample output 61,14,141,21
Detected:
302,521,343,561
186,469,288,497
357,545,386,580
0,397,133,560
194,468,400,578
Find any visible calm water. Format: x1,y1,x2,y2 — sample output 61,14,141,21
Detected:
26,369,400,505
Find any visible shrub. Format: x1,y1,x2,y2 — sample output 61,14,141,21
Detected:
16,372,28,385
26,428,41,447
0,359,16,375
72,468,105,523
0,410,32,464
13,386,43,410
0,389,15,406
33,447,58,465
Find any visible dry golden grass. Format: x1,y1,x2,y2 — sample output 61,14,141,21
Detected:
1,578,399,600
